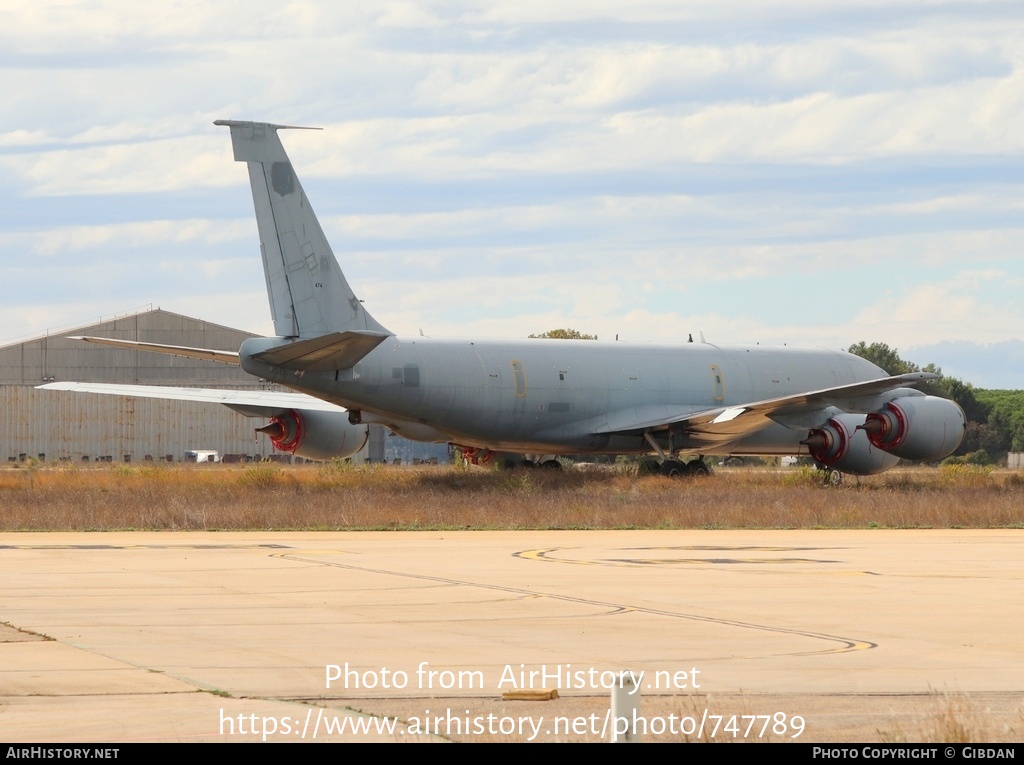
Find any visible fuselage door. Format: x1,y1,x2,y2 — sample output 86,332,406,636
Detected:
511,360,527,398
710,364,725,402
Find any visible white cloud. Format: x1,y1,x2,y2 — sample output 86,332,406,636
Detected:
1,0,1022,393
846,271,1024,346
2,218,251,257
5,135,236,197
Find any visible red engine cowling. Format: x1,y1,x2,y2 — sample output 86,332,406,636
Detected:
257,409,369,460
802,413,901,475
861,396,966,462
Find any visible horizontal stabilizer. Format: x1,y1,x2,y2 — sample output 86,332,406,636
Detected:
70,336,240,365
250,330,389,372
37,381,345,416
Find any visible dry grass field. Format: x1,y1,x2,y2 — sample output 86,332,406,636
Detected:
0,461,1021,531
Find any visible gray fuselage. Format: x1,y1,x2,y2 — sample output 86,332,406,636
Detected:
239,336,886,455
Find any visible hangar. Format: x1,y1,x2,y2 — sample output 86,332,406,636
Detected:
0,308,381,464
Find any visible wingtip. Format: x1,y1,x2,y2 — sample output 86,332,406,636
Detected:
904,371,941,382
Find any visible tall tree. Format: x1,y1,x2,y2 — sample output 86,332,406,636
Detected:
847,341,919,376
528,328,597,340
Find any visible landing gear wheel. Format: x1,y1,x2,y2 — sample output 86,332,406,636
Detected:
540,459,562,470
638,459,661,477
824,468,843,486
660,459,686,477
688,459,711,477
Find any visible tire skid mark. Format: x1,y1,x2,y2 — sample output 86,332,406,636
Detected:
276,552,876,657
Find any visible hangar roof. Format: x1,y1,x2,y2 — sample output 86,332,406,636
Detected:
0,308,259,385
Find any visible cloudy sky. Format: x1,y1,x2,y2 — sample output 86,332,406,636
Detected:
2,1,1023,387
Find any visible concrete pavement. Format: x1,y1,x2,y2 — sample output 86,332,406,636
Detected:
1,530,1021,742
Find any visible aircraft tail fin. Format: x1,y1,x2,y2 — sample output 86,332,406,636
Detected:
215,120,391,339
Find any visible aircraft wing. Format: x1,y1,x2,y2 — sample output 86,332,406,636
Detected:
37,382,344,418
593,372,938,443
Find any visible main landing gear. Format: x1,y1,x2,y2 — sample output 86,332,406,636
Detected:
639,432,712,478
638,430,712,479
638,457,712,478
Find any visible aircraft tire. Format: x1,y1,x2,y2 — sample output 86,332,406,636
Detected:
638,459,661,476
689,460,711,477
660,459,687,477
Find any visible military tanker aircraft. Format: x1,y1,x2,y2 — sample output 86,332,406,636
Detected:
42,120,967,477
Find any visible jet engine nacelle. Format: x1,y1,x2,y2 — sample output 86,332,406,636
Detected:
861,395,966,462
802,413,901,475
257,409,369,461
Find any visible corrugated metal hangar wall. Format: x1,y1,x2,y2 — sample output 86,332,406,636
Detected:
0,309,380,463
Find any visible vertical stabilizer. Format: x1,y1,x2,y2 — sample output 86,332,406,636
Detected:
215,120,390,338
